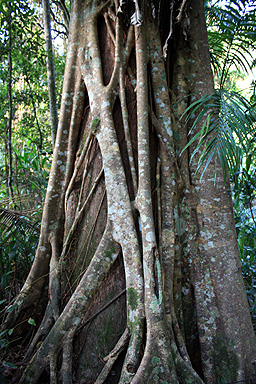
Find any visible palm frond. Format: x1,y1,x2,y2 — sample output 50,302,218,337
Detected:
180,89,256,181
0,207,40,239
205,1,256,87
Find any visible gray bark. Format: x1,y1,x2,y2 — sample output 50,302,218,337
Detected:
42,0,58,149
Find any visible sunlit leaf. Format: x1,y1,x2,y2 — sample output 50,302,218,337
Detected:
28,318,36,326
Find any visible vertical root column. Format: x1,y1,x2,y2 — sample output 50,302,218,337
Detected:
129,15,205,383
60,328,76,384
130,22,180,384
80,5,146,383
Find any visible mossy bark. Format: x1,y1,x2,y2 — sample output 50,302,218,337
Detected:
2,0,256,383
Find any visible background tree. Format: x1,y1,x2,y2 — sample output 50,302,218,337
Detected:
186,0,256,330
0,0,65,301
42,0,59,148
1,0,256,383
207,1,256,331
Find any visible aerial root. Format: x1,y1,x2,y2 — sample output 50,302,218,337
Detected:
166,320,205,384
49,348,58,384
168,309,192,365
49,237,61,321
176,0,188,23
65,132,93,213
130,326,180,384
17,223,120,384
104,12,116,43
94,328,130,384
119,320,144,384
60,328,76,384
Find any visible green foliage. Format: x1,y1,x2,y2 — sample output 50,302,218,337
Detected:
0,139,51,203
181,1,256,180
0,0,66,371
0,0,66,153
0,141,50,295
206,0,256,89
0,140,48,372
0,214,40,294
13,142,50,197
0,0,65,300
181,89,256,181
0,299,21,380
28,317,36,326
0,0,49,150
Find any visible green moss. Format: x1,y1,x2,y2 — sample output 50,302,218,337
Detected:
91,118,100,134
211,333,239,382
175,217,186,236
176,358,203,384
152,356,161,366
149,359,173,384
127,287,139,310
104,245,115,260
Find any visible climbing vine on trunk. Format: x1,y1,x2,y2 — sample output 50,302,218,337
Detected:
2,1,256,383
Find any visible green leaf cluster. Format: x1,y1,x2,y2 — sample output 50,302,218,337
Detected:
0,141,51,294
181,89,256,182
0,0,66,301
206,0,256,89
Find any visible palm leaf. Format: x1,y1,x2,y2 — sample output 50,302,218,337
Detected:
0,195,41,241
206,1,256,87
0,208,40,237
180,89,256,181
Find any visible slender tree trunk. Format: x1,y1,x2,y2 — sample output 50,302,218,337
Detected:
2,1,256,383
4,119,9,192
42,0,58,149
26,78,43,150
7,12,14,204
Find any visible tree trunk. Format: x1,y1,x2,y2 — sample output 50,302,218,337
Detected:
2,0,256,383
7,11,14,204
42,0,58,149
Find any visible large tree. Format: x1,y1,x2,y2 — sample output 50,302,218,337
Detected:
2,0,256,383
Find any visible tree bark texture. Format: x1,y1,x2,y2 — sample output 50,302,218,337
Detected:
3,0,256,383
42,0,59,148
